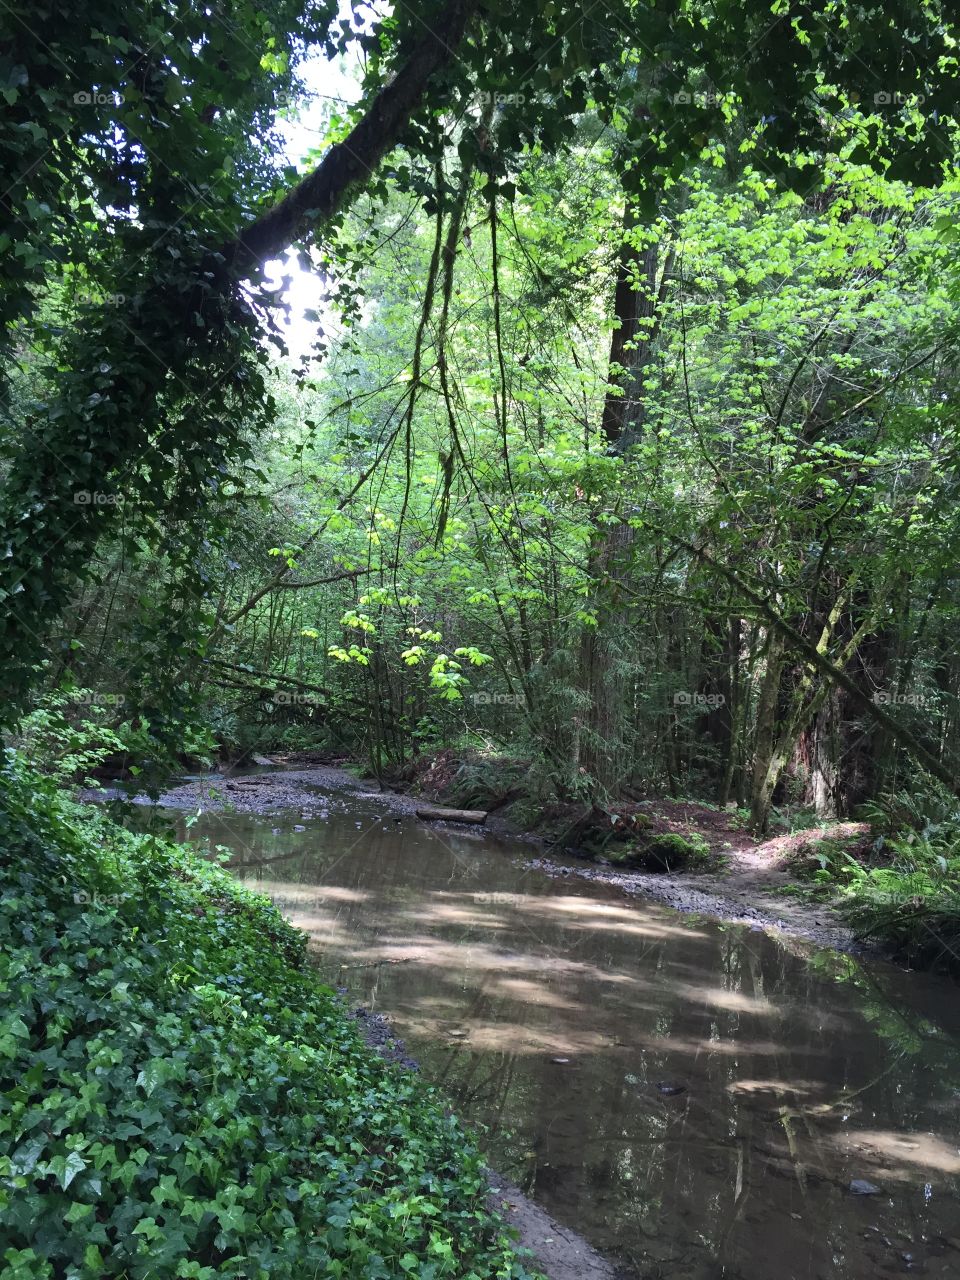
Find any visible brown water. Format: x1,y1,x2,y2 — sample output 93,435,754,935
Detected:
155,791,960,1279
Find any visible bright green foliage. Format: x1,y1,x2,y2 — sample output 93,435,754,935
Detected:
832,786,960,972
13,689,133,783
39,132,960,818
638,832,712,872
0,755,539,1279
840,859,960,973
605,830,711,871
5,0,960,977
177,145,960,803
1,0,959,722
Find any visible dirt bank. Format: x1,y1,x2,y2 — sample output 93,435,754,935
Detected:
524,800,873,952
526,853,857,951
406,752,873,953
95,765,630,1280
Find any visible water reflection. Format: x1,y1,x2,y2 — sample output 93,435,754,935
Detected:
151,801,960,1279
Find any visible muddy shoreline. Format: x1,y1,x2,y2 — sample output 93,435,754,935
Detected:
96,762,861,954
524,855,858,952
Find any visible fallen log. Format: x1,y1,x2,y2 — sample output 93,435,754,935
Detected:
415,805,487,825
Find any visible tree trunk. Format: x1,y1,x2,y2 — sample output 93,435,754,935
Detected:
577,202,673,795
415,806,487,824
750,631,786,830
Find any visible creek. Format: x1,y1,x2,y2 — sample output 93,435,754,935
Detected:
141,775,960,1279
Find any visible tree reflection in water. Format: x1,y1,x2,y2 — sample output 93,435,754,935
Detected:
161,801,960,1280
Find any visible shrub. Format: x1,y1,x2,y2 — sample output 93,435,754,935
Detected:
785,834,865,883
635,831,711,871
838,857,960,973
0,752,538,1280
605,831,711,871
833,784,960,974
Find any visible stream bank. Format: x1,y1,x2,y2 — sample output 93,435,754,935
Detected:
349,1008,625,1280
5,757,540,1280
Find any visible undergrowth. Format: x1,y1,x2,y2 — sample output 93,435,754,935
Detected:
786,780,960,974
0,751,538,1279
837,785,960,973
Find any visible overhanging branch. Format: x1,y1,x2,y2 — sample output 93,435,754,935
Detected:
229,0,480,272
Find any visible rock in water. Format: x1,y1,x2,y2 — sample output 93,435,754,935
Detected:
849,1179,882,1196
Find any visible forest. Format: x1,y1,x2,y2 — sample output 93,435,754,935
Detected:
2,1,960,1278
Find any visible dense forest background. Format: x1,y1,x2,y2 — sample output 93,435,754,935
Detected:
3,0,960,840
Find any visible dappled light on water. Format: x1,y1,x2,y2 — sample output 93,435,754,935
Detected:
164,801,960,1280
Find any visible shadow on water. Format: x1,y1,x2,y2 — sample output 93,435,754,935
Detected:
146,794,960,1280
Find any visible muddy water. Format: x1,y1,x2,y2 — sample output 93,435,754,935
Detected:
156,792,960,1279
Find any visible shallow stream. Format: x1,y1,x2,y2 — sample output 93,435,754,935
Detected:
147,780,960,1279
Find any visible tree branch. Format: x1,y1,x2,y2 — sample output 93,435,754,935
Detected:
229,0,480,272
675,535,959,794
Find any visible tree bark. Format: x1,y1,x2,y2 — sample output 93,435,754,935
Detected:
678,538,960,798
415,805,487,824
578,203,673,794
